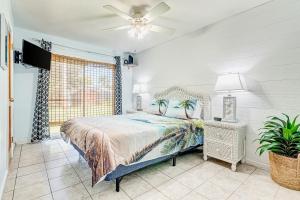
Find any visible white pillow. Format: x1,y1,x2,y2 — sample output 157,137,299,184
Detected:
165,99,198,119
191,101,203,119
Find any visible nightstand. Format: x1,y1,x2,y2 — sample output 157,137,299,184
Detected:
203,121,246,171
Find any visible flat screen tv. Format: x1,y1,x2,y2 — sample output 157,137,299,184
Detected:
22,40,52,70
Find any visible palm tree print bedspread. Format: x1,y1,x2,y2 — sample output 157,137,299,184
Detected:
60,113,203,186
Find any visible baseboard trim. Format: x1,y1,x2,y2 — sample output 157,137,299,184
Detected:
0,169,8,199
246,159,269,171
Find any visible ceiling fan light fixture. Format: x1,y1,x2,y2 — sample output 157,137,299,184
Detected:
128,24,150,40
103,2,173,40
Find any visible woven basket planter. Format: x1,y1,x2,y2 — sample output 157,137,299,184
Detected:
269,152,300,190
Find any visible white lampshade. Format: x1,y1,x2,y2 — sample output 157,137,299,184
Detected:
214,73,247,92
133,84,148,94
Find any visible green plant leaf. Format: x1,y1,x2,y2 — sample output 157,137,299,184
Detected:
270,116,287,127
282,113,292,129
292,114,300,126
256,114,300,158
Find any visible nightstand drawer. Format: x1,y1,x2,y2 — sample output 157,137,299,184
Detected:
206,140,232,161
204,126,234,144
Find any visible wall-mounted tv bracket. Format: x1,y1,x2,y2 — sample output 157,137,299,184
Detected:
14,50,33,69
14,50,22,64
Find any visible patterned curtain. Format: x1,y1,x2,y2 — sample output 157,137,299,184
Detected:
114,56,122,115
31,39,52,143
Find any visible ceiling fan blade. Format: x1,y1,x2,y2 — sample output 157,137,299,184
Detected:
77,14,118,23
102,25,131,31
150,25,175,35
143,2,170,22
103,5,133,21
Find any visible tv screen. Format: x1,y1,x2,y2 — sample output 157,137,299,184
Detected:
22,40,52,70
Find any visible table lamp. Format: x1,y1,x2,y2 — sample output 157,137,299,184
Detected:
214,73,247,122
133,84,147,111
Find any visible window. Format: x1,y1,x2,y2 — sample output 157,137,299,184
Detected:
49,54,115,132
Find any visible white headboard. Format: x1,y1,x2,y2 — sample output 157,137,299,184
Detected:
153,86,211,120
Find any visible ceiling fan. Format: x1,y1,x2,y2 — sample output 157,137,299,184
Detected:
102,2,174,39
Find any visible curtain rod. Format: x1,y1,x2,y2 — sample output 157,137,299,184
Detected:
32,38,116,58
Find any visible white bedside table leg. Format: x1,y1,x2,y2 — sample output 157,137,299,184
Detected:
231,163,237,172
203,154,208,161
203,147,208,161
241,138,246,164
241,157,246,164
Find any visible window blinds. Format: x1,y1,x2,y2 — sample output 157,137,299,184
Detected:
49,54,116,126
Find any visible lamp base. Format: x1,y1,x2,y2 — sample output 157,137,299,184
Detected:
222,95,237,123
136,95,142,111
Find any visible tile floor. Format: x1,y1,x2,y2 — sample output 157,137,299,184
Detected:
2,139,300,200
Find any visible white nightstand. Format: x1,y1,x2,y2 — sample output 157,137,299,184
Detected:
203,121,246,171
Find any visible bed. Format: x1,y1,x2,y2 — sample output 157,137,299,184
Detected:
60,86,211,191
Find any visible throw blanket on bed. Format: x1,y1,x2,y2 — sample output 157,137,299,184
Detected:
60,113,203,186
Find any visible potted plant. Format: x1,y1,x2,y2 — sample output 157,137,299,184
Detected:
257,114,300,190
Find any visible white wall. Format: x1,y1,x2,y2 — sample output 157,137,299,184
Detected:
13,27,133,144
0,0,13,197
134,0,300,168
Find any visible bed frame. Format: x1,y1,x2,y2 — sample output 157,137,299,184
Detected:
73,86,211,192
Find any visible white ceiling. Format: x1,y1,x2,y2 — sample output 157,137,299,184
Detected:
12,0,271,53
